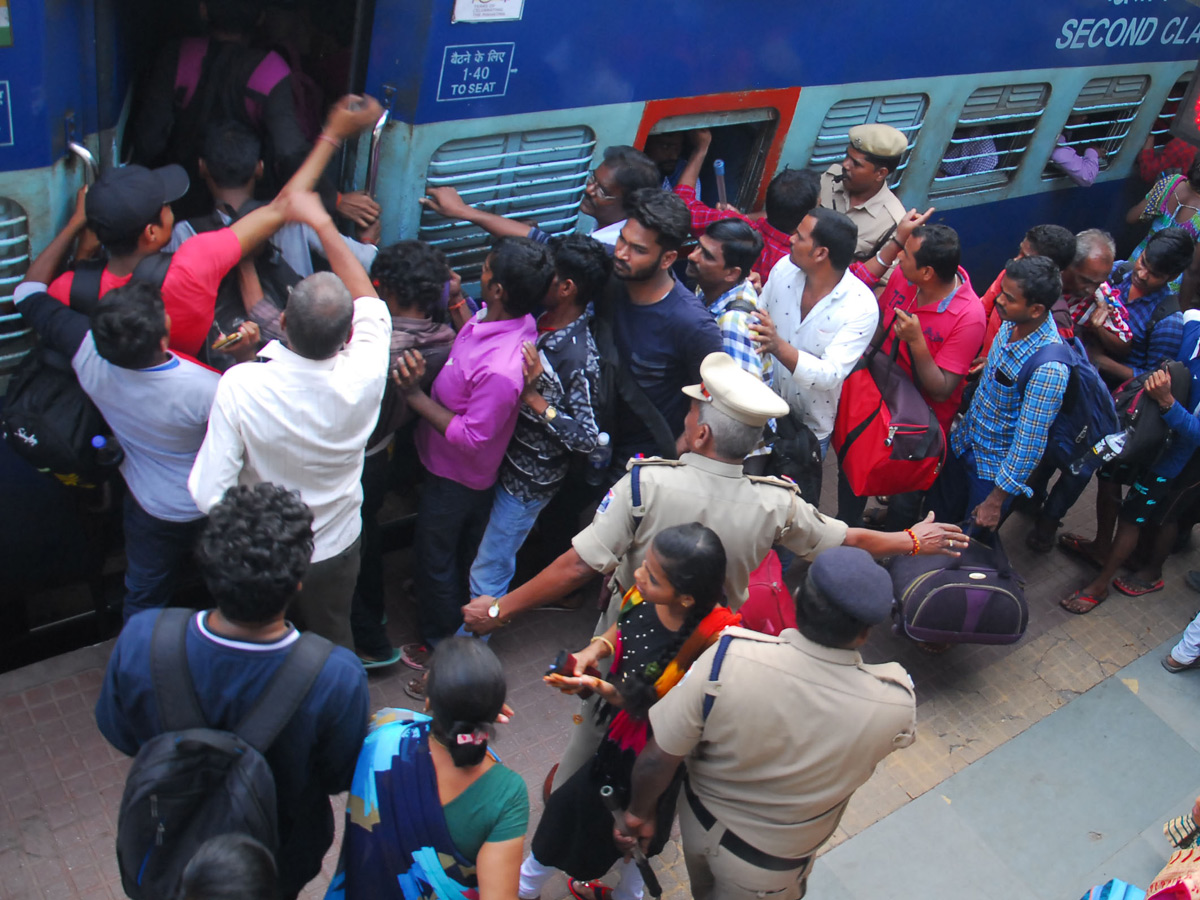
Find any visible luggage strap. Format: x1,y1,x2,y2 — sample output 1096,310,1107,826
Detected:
150,608,333,754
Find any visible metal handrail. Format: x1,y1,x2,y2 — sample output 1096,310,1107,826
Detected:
364,85,395,199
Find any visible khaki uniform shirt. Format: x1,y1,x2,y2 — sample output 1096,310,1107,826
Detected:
820,167,907,277
572,453,847,625
650,627,916,858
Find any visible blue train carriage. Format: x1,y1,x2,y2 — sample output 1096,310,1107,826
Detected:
359,0,1200,285
0,0,1199,624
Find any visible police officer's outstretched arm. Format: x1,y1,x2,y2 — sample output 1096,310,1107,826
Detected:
844,511,966,558
463,547,598,635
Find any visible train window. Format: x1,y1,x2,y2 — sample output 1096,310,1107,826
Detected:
1042,75,1150,180
645,108,779,213
929,83,1050,198
808,94,927,187
1147,75,1192,161
0,199,31,379
418,126,596,282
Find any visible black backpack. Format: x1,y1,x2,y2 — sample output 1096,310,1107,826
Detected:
115,608,332,900
0,255,171,487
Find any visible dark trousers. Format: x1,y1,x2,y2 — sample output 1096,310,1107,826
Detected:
926,448,1013,526
122,493,205,623
1041,466,1092,523
414,473,493,644
834,465,924,530
350,449,392,656
290,537,361,651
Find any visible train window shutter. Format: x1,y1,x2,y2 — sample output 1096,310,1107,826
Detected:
1042,75,1150,180
418,126,596,286
930,83,1050,198
808,94,927,188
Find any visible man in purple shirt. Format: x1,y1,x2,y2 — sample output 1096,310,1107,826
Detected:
393,237,553,675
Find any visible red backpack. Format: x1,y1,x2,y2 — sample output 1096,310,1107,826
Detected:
832,320,945,497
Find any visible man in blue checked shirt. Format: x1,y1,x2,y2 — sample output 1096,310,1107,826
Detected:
686,218,775,470
927,256,1069,530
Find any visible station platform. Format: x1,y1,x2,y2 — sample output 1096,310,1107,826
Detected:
3,488,1200,899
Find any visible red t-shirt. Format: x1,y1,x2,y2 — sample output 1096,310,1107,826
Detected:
48,229,243,358
877,265,986,432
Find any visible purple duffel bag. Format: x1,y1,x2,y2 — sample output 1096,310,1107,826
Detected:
888,532,1027,645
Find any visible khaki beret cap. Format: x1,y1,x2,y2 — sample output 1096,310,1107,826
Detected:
848,123,908,159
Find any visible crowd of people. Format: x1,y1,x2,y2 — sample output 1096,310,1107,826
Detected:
11,3,1200,894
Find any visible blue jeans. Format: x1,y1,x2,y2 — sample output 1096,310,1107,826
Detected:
122,493,205,622
469,484,553,599
926,448,1013,527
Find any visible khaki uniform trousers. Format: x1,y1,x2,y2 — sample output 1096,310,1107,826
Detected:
679,798,815,900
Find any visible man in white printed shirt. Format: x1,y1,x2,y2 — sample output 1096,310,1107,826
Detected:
751,208,878,499
189,191,391,650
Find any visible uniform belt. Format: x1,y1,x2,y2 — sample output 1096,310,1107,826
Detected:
684,779,812,872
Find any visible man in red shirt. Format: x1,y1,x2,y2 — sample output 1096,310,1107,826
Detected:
674,128,820,285
841,222,985,528
38,96,383,360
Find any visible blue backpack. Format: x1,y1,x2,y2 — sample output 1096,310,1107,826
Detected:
1016,336,1119,474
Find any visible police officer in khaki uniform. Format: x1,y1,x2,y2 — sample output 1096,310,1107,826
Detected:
622,546,916,900
462,353,960,784
820,123,909,276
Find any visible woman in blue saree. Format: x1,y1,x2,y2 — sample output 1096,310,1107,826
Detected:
326,638,529,900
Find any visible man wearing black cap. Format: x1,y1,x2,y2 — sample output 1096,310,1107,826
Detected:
31,96,382,361
37,162,283,361
622,546,916,900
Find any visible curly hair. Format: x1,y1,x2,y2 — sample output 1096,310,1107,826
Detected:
625,188,692,252
91,281,168,369
426,637,508,768
616,523,727,720
369,240,449,316
196,483,314,624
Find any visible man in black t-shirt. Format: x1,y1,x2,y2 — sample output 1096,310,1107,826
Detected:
605,187,723,465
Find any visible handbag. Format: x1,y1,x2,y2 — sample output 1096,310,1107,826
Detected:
1148,847,1200,899
832,312,945,496
888,530,1027,645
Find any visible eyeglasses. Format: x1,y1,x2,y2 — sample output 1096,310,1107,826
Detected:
586,170,617,202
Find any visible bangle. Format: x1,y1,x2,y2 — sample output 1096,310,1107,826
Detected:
875,251,889,267
316,133,342,150
590,635,615,658
905,528,920,556
448,299,467,312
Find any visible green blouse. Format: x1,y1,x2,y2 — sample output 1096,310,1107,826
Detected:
443,763,530,859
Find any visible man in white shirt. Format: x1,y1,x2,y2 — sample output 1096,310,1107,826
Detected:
751,208,878,501
189,191,391,649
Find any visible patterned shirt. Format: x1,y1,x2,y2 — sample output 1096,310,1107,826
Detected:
952,316,1069,497
1110,261,1184,375
699,280,774,457
499,307,601,502
674,184,791,285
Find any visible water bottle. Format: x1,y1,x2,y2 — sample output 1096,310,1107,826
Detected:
92,434,124,468
586,432,612,485
713,159,728,208
1068,430,1126,475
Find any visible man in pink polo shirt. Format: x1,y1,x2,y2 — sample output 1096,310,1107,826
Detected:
393,237,553,674
841,222,985,529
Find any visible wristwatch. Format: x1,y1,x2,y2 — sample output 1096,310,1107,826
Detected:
488,599,502,619
542,405,558,423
